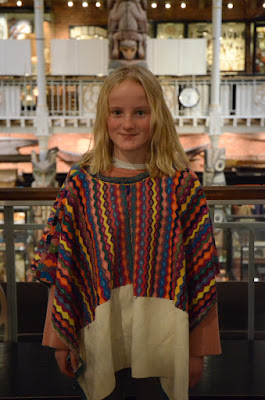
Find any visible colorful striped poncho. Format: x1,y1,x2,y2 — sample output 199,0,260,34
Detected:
31,163,219,400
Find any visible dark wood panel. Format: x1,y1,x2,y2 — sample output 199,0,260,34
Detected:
0,342,83,399
1,340,265,399
190,340,265,399
3,281,265,340
1,282,48,339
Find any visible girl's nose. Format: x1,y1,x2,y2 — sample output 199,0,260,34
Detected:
122,114,135,129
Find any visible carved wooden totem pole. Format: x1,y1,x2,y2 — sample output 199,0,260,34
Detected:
107,0,148,70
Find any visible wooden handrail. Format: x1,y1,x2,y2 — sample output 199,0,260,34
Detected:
0,188,59,201
0,185,265,201
203,186,265,200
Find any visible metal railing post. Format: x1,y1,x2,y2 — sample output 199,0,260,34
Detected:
3,206,18,343
248,227,255,341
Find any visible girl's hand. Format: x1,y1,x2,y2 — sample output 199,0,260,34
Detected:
189,356,204,388
55,349,79,378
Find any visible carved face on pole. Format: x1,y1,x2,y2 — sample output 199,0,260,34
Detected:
31,148,58,188
120,40,137,60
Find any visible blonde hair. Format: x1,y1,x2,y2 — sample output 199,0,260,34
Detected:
81,65,190,177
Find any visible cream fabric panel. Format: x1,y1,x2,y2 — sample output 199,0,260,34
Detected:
78,284,189,400
51,39,108,76
0,39,31,75
147,38,207,76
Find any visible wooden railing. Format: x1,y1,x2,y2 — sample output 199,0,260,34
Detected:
1,185,265,201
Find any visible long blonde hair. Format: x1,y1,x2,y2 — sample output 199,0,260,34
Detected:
81,65,190,177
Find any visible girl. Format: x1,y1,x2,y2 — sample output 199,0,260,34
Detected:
31,65,221,400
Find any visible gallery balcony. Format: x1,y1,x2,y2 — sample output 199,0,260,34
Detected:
0,75,265,135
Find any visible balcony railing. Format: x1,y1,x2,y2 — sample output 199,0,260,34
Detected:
0,76,265,133
0,186,265,343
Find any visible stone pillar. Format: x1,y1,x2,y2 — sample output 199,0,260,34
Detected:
204,0,226,186
34,0,49,159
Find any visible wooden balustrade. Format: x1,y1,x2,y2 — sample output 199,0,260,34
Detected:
0,185,265,202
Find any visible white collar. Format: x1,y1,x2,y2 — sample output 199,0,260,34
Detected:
113,157,147,170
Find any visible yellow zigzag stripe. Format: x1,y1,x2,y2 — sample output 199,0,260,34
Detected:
73,230,95,321
174,261,186,302
54,298,75,327
147,180,157,296
184,212,208,246
63,202,75,253
99,181,114,257
72,268,94,323
180,179,200,214
191,278,216,306
64,201,95,321
69,168,78,176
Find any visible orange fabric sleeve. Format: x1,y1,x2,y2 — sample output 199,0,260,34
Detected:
189,303,222,356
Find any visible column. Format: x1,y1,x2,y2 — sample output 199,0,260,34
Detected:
209,0,222,138
34,0,49,159
204,0,226,186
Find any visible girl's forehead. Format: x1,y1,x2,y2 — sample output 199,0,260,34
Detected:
108,79,149,103
110,78,143,91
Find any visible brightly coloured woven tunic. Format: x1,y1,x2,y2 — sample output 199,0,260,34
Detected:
31,163,219,400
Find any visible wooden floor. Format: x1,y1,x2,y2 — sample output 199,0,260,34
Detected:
1,340,265,400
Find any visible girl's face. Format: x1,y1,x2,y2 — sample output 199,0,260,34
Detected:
107,79,152,164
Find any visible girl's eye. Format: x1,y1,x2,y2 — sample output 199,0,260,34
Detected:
112,110,122,116
136,110,145,116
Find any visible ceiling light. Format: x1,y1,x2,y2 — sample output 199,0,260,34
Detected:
68,1,73,6
180,2,186,8
17,0,22,6
82,1,88,6
95,1,101,7
227,3,234,8
165,2,171,9
263,2,265,7
151,2,157,8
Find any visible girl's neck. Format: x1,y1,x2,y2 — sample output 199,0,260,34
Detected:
113,157,147,170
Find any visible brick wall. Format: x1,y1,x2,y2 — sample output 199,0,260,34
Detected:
48,0,265,39
1,0,265,38
51,0,108,39
147,0,265,22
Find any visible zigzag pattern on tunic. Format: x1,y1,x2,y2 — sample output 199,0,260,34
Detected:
31,164,219,354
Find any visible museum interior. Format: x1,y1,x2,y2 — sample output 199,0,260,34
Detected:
0,0,265,399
